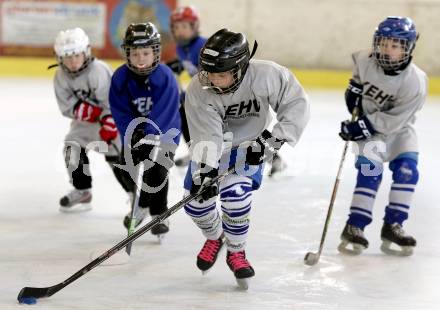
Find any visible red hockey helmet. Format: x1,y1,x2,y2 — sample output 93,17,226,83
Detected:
170,6,200,30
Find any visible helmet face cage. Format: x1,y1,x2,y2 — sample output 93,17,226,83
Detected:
372,16,418,71
124,43,161,76
372,36,413,71
198,63,247,95
122,22,161,76
54,28,92,76
197,29,251,95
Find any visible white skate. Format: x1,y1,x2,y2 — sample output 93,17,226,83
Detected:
59,189,92,213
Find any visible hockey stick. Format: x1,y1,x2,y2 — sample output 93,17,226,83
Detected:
304,108,358,266
125,161,144,255
17,165,236,302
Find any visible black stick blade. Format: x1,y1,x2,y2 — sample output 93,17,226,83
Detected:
304,252,319,266
18,287,50,300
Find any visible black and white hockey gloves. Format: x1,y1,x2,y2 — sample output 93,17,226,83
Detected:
246,130,284,165
339,116,376,141
190,164,219,203
345,79,363,115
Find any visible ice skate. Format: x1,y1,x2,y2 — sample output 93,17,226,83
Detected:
338,224,369,255
226,250,255,290
269,153,287,177
151,215,170,243
175,154,190,167
196,235,225,274
123,206,149,230
59,189,92,213
380,223,416,256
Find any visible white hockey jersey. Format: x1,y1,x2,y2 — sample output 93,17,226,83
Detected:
185,59,310,168
350,50,428,161
53,59,120,154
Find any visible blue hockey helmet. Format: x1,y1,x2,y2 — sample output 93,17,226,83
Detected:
372,16,419,71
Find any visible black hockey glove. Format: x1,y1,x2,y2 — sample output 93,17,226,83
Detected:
130,128,160,165
339,116,375,141
246,130,284,165
345,79,363,115
166,59,184,75
190,164,219,203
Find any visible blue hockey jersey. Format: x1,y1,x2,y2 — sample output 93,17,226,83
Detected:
109,64,181,147
176,36,207,77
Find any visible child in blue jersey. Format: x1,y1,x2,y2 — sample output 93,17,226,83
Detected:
109,22,181,236
167,6,207,166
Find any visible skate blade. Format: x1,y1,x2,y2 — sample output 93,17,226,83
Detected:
337,240,365,256
236,278,250,290
380,240,414,256
59,203,92,213
201,270,210,276
155,234,166,244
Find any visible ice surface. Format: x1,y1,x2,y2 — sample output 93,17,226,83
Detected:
1,78,439,309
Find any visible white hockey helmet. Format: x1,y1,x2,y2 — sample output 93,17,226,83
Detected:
54,28,92,74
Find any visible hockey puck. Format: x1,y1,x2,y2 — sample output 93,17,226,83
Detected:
18,297,37,305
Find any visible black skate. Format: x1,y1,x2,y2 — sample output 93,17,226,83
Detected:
123,206,149,230
59,189,92,213
380,223,416,256
226,250,255,290
269,153,286,177
338,224,369,255
175,155,190,167
150,215,169,243
196,235,225,274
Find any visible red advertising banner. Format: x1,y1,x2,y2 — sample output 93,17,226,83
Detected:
0,0,177,61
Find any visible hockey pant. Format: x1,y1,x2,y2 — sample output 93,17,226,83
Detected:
64,144,133,193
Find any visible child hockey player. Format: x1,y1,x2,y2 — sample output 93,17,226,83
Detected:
183,29,310,288
53,28,133,212
168,6,287,175
109,22,181,238
167,6,206,167
338,17,427,256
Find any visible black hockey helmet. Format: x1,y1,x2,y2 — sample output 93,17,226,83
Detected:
199,28,258,94
122,22,161,76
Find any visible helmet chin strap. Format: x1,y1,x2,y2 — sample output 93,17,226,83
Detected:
202,84,228,94
250,40,258,60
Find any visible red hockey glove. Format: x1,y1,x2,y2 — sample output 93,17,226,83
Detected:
99,116,118,142
74,101,102,123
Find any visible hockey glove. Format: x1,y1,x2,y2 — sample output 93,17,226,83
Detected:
345,79,363,115
246,130,284,165
74,101,102,123
99,116,118,143
190,164,219,203
130,129,158,165
339,116,375,141
166,59,184,75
